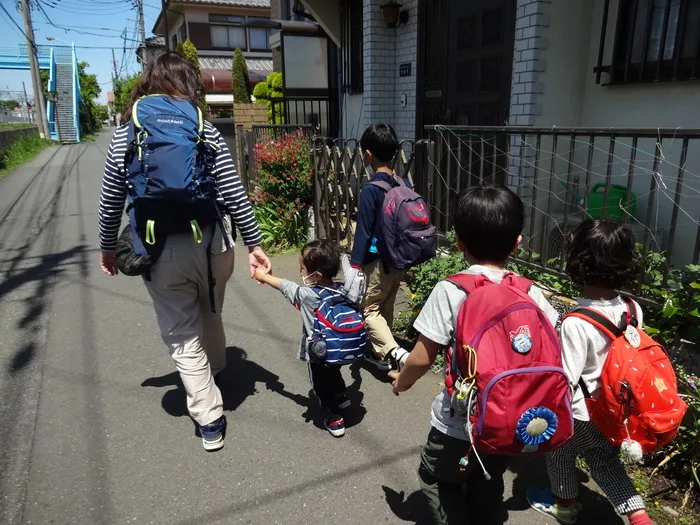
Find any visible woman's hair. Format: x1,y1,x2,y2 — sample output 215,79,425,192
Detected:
566,219,639,289
121,53,201,123
301,239,342,280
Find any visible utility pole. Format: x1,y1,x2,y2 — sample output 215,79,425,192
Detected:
162,0,170,52
136,0,146,50
19,0,49,138
112,48,119,87
22,81,32,123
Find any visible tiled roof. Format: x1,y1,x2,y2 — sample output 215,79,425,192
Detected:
200,56,273,72
178,0,270,7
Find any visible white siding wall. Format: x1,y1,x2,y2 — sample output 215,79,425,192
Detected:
341,0,418,141
528,0,700,265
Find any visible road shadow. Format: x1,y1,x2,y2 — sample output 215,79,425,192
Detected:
141,346,307,418
506,456,623,524
382,486,432,524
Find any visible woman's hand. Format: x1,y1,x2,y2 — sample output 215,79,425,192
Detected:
100,250,118,276
248,245,272,278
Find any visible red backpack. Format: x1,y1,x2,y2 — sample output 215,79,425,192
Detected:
564,299,687,454
445,273,574,460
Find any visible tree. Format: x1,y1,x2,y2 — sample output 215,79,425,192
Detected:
177,39,208,116
0,100,19,110
113,74,140,117
232,48,250,104
93,104,109,123
77,61,102,135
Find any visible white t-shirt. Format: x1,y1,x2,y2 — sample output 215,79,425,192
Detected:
413,265,560,441
561,296,644,421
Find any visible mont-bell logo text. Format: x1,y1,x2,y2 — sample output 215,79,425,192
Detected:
156,118,184,125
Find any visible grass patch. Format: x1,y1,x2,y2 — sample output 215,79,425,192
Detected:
0,122,34,131
0,134,53,174
81,133,96,142
631,468,700,525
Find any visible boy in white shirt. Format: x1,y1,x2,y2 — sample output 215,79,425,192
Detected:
527,219,653,525
391,185,559,525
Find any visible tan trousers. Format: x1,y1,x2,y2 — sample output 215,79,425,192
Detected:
145,223,234,426
361,259,405,358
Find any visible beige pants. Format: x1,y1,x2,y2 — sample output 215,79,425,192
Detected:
362,259,405,358
145,222,234,426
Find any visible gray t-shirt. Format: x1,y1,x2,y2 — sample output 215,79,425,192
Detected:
280,279,321,360
413,265,560,441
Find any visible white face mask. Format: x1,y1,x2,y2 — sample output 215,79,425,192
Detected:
301,274,318,286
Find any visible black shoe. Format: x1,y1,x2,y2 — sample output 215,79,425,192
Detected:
364,350,391,372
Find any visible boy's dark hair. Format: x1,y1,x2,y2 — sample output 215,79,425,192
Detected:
566,219,639,289
302,239,342,280
454,185,524,263
360,124,399,163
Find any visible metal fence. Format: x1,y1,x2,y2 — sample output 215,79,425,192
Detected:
269,96,338,137
310,138,417,245
308,126,700,284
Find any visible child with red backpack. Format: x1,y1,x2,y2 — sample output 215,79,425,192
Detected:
392,185,564,525
527,220,686,525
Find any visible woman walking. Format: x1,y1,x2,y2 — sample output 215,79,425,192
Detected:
97,53,271,451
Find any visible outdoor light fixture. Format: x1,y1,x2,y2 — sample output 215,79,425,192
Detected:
380,1,409,28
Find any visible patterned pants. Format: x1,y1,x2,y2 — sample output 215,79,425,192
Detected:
546,419,645,515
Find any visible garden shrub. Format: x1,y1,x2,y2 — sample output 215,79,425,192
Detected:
251,131,311,250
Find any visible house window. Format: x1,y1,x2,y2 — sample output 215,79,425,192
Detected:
340,0,363,93
248,17,271,50
209,14,247,49
606,0,700,83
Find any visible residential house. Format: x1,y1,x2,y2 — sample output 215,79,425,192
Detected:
302,0,700,266
153,0,275,109
136,36,167,68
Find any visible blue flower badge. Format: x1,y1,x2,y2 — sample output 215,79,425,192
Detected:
516,407,558,446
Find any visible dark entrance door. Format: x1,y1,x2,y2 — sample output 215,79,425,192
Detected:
447,1,515,127
416,0,515,133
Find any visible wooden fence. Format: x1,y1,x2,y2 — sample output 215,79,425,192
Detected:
310,138,417,246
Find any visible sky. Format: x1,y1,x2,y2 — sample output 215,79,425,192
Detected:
0,0,163,104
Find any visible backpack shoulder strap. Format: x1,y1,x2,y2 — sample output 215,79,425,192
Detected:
369,180,392,192
445,273,481,294
563,309,623,340
502,272,532,293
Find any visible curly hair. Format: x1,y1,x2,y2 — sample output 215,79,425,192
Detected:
301,239,342,280
565,219,639,289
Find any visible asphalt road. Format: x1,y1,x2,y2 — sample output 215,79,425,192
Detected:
0,132,625,524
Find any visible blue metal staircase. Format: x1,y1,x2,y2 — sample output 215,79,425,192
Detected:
0,44,81,142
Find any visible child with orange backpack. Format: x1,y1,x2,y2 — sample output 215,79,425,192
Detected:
527,219,687,525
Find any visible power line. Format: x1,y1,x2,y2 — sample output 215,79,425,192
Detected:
0,3,30,42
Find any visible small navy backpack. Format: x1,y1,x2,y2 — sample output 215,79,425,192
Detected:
309,286,367,365
122,95,230,311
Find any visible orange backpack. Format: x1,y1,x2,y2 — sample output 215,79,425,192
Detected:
564,298,687,454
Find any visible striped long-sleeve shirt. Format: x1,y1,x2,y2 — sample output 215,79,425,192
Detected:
98,121,263,251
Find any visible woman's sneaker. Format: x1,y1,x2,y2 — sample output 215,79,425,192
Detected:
526,488,582,525
199,415,226,451
324,413,345,437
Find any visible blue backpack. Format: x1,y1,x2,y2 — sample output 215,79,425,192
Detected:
309,286,367,365
123,95,231,311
